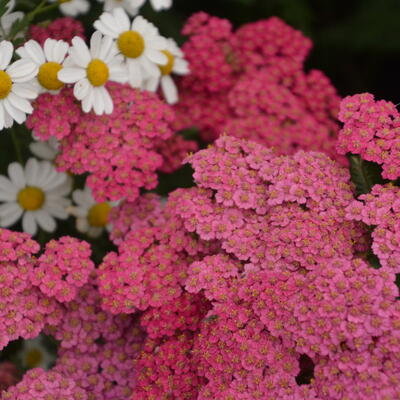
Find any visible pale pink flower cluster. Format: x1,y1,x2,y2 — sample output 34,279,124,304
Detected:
346,183,400,272
337,93,400,180
27,83,175,202
48,281,144,399
1,368,88,400
31,237,95,302
0,229,61,350
97,136,400,399
177,136,365,272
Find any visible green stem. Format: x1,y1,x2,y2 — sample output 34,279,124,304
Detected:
6,1,58,41
10,128,23,165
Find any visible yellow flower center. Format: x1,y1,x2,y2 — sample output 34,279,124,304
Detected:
0,70,12,99
159,50,175,75
88,202,111,227
117,31,145,59
86,59,110,87
37,62,64,91
26,348,43,368
18,187,45,211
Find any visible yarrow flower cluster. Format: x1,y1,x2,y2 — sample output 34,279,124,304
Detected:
174,12,341,160
27,83,175,202
346,183,400,272
31,237,95,302
29,17,86,45
337,92,400,180
1,368,88,400
0,229,61,350
98,135,399,399
0,3,399,400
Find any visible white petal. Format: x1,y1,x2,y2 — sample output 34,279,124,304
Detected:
7,59,38,82
23,40,45,65
113,8,131,32
71,36,91,66
35,210,56,232
8,162,25,188
0,203,23,227
173,58,190,75
100,86,113,114
58,67,86,84
3,98,27,124
0,41,13,70
93,87,105,115
127,60,142,87
7,92,33,114
0,176,17,200
90,31,103,59
0,102,5,130
73,78,90,100
22,211,37,235
1,12,23,35
11,83,38,100
109,64,127,83
25,158,39,185
161,75,178,105
93,20,118,39
147,49,168,65
81,86,95,113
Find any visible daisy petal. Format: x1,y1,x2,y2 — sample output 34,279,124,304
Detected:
161,74,178,105
58,67,86,84
22,211,37,235
0,203,23,227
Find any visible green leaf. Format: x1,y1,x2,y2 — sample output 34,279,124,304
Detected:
348,154,385,196
0,0,9,18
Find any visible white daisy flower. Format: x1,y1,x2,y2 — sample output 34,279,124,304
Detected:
0,40,38,131
48,0,90,17
58,31,126,115
30,136,59,161
144,38,189,104
0,0,24,40
94,8,168,88
68,185,115,238
0,158,71,235
149,0,172,11
16,39,69,94
97,0,145,15
18,336,55,370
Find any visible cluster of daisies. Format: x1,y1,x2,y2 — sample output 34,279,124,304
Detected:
0,6,188,131
0,157,113,236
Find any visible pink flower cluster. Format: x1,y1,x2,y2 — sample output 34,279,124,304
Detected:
337,93,400,180
174,13,341,160
109,193,165,245
31,237,94,302
93,135,399,399
48,281,144,399
98,195,214,313
346,184,400,272
176,136,365,272
0,229,61,350
135,333,203,400
27,83,176,202
28,17,86,45
1,368,88,400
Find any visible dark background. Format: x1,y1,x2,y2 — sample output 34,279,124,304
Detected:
146,0,400,102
